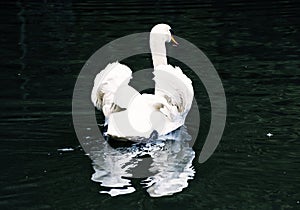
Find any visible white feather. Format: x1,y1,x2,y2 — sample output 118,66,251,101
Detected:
91,24,194,138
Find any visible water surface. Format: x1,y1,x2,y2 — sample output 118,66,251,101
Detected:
1,0,299,209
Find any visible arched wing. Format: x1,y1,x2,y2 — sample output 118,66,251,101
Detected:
91,62,132,117
153,65,194,122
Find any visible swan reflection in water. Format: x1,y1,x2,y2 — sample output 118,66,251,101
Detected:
89,126,195,197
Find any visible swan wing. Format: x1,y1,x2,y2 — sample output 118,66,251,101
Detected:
91,61,132,117
153,65,194,124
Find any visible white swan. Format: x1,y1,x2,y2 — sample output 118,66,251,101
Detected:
91,23,194,139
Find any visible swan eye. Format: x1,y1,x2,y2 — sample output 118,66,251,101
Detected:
170,29,174,35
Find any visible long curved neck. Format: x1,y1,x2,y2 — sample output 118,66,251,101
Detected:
150,33,168,68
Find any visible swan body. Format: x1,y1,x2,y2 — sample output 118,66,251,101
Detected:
91,24,194,139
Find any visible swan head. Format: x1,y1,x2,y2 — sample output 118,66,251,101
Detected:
150,23,178,46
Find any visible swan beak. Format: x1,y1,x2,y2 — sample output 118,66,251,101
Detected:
171,36,179,46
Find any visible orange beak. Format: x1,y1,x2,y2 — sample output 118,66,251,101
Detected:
171,36,179,46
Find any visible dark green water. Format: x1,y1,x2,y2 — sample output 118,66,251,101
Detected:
1,0,299,209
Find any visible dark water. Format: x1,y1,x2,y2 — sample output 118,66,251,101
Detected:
1,0,299,209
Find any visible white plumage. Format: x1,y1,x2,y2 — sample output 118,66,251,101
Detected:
91,24,194,139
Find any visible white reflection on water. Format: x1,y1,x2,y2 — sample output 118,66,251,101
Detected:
90,126,195,197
